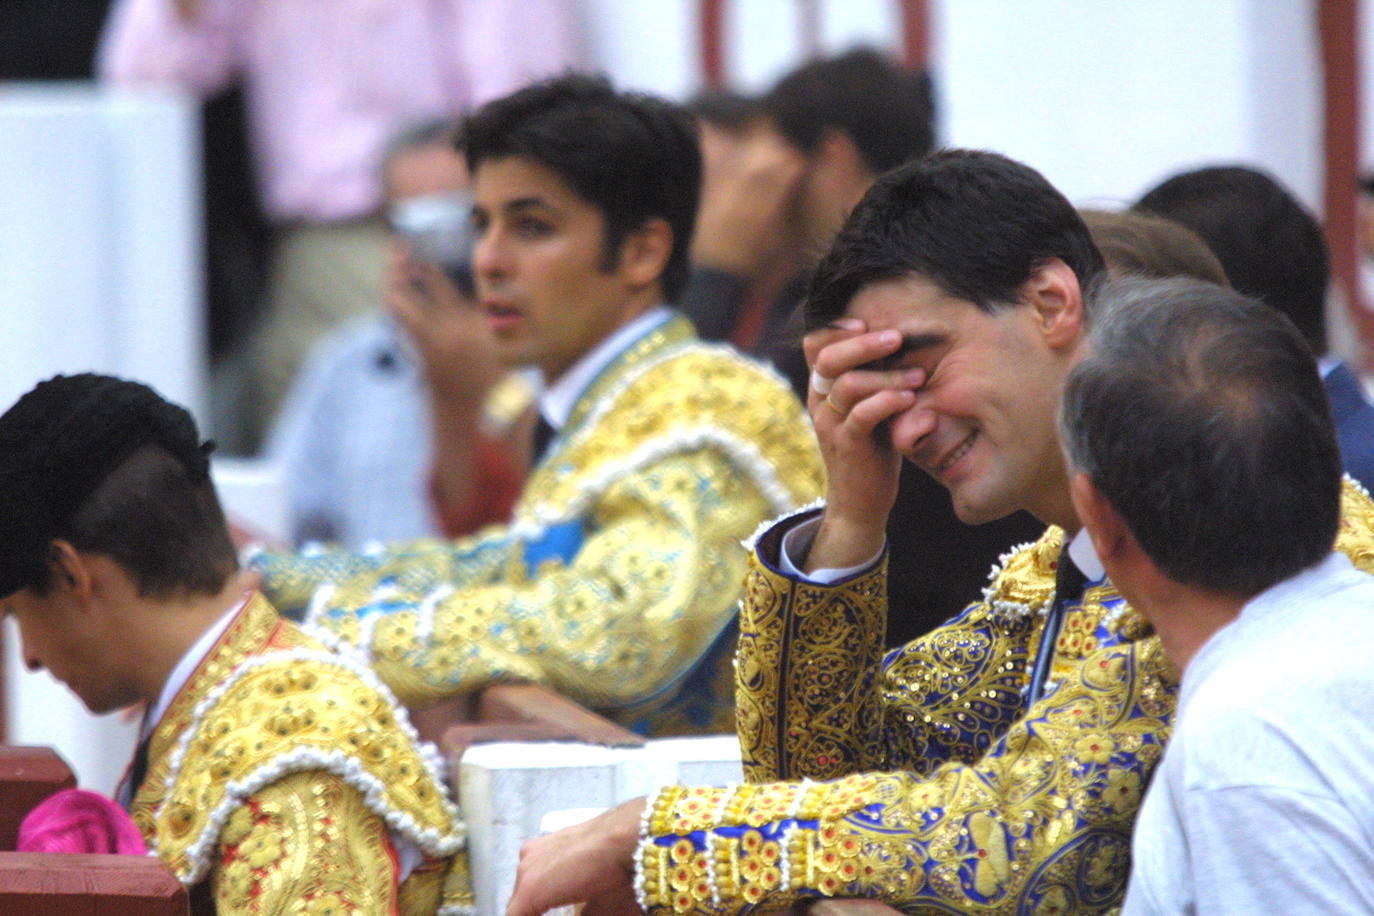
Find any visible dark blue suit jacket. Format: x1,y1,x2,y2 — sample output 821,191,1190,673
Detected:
1325,361,1374,489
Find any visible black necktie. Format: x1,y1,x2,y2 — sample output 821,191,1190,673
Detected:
121,736,151,812
532,414,557,464
1025,543,1088,706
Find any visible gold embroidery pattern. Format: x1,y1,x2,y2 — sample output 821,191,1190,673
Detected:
214,771,399,914
661,481,1374,913
737,527,1067,785
256,316,824,736
646,638,1174,914
133,595,471,915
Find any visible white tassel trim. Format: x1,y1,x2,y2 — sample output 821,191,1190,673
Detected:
303,583,337,627
509,425,807,541
416,583,454,643
632,787,668,912
980,540,1042,621
1345,472,1371,501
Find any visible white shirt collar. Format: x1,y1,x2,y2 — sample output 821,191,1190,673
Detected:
141,592,252,743
538,306,673,430
1067,527,1106,583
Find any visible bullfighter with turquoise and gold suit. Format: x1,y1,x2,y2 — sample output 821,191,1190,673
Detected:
131,592,471,915
252,311,824,735
632,480,1374,914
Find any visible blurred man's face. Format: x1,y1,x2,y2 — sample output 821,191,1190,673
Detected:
385,143,476,286
4,583,137,715
469,156,645,383
757,118,869,259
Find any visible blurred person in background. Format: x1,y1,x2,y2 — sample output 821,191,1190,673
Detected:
1137,165,1374,489
251,75,824,738
267,118,528,548
98,0,581,453
1079,208,1230,285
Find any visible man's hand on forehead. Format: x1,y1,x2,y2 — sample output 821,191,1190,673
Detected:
807,324,928,420
799,319,924,573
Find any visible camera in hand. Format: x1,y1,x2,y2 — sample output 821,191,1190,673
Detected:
389,191,476,296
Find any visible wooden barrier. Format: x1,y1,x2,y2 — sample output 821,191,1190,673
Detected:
0,852,188,915
0,747,76,851
407,683,646,760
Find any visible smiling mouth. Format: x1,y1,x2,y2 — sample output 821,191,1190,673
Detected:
936,430,978,475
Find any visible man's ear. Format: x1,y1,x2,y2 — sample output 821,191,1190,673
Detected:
47,540,94,604
813,129,874,212
617,218,674,292
1023,258,1086,351
1068,471,1128,564
815,129,867,181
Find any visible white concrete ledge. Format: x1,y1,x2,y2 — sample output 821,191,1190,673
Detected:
458,735,743,915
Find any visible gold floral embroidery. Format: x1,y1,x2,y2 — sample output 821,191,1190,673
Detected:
1073,734,1114,766
133,595,471,915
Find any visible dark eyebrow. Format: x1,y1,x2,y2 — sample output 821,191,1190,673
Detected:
505,197,557,214
859,332,948,372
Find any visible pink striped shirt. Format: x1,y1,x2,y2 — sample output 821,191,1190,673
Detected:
99,0,582,222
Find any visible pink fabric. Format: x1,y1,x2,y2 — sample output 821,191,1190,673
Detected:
17,789,148,855
98,0,583,222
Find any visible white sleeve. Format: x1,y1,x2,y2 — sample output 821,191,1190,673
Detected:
777,515,884,584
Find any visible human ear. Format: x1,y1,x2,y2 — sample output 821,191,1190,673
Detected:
1024,259,1085,350
617,217,674,291
1069,472,1126,563
815,129,866,180
47,540,93,603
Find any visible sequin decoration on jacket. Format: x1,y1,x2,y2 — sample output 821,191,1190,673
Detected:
252,313,825,735
634,479,1374,914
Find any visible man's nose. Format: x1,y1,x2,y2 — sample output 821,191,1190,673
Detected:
472,230,508,281
890,404,939,456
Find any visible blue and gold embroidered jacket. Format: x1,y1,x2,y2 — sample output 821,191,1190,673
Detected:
636,481,1374,913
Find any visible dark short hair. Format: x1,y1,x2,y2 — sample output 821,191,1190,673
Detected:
0,374,238,599
1135,166,1329,354
1079,209,1230,286
762,47,935,175
461,73,701,302
687,89,758,133
805,149,1105,329
1060,276,1341,595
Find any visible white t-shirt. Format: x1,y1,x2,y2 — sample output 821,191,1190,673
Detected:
1124,552,1374,915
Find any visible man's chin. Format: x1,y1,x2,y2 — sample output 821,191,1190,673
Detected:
949,488,1018,527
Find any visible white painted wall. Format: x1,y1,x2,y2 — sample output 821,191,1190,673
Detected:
590,0,1326,211
938,0,1323,211
0,85,202,792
